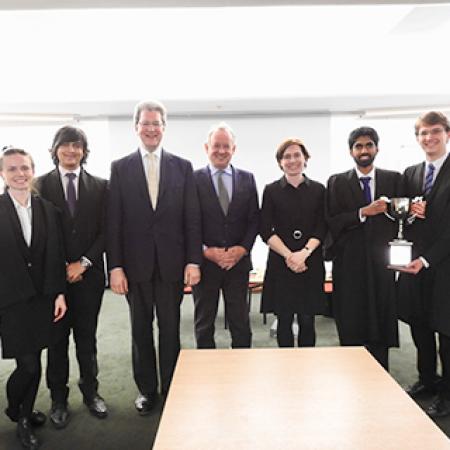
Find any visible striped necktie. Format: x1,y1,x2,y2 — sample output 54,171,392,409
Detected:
423,163,435,196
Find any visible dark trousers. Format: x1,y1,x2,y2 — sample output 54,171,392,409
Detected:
366,344,389,371
410,322,450,398
193,266,251,349
410,322,439,386
6,352,42,421
127,274,183,395
277,313,315,347
46,278,104,403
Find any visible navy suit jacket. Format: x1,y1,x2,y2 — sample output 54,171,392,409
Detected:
194,165,259,273
107,149,202,283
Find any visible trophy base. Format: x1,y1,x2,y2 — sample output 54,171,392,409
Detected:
388,239,413,270
387,264,410,271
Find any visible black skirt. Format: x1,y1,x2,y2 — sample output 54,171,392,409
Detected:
0,295,53,359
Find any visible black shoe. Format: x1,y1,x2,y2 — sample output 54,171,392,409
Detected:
134,393,156,416
426,397,450,418
84,395,108,419
5,408,46,427
406,380,438,399
49,402,70,429
29,411,46,427
17,418,40,449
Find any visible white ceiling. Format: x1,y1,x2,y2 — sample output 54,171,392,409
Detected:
2,0,449,8
1,1,450,118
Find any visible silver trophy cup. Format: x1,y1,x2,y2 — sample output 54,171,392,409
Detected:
384,197,414,268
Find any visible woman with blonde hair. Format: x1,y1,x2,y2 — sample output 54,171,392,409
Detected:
0,147,66,449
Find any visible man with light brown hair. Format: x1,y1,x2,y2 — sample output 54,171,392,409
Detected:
399,111,450,417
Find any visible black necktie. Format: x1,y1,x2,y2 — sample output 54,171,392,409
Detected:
66,172,77,216
360,177,371,205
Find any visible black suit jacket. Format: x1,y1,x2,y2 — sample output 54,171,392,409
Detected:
399,156,450,335
107,149,202,283
0,193,65,310
194,166,259,273
35,168,107,279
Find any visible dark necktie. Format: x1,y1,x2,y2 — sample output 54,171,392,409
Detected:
360,176,371,205
423,163,435,196
66,172,77,216
217,170,230,215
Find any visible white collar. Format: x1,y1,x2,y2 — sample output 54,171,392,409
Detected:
139,145,162,160
425,152,448,172
209,164,232,176
8,191,31,209
58,165,81,178
355,166,375,179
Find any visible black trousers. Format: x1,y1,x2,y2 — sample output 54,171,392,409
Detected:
277,313,316,348
127,273,183,395
6,352,42,421
193,266,251,349
410,321,439,387
46,277,104,403
410,322,450,398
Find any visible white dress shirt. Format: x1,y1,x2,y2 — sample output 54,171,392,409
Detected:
9,192,32,246
58,165,81,200
356,167,376,223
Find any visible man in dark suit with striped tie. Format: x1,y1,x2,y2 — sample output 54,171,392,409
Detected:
192,123,259,349
36,127,108,428
398,111,450,417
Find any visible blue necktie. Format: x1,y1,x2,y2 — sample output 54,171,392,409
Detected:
66,172,77,216
360,177,371,205
423,163,435,196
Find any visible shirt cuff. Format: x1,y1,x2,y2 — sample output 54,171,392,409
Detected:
419,256,430,269
358,208,367,223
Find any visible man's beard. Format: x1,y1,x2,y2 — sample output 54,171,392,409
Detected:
353,154,375,168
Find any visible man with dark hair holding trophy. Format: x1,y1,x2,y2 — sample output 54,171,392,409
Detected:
325,127,401,371
399,111,450,418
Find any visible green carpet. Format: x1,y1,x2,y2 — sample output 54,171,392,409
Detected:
0,290,448,449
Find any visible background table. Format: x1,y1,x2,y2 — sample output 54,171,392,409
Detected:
153,347,450,449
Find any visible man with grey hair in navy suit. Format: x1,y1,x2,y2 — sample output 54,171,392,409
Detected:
107,100,202,414
193,122,259,349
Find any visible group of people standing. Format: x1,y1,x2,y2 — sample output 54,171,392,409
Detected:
1,100,450,449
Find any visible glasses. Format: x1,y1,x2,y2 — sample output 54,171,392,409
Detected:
138,121,164,129
281,152,303,161
353,142,375,151
417,127,445,138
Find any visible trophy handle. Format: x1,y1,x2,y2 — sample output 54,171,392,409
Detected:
380,196,396,221
406,196,423,225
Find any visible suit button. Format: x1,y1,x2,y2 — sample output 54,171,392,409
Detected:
27,262,32,267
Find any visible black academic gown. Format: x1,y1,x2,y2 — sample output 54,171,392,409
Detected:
325,168,401,348
398,156,450,337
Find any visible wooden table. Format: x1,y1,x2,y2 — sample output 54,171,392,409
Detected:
153,347,450,449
